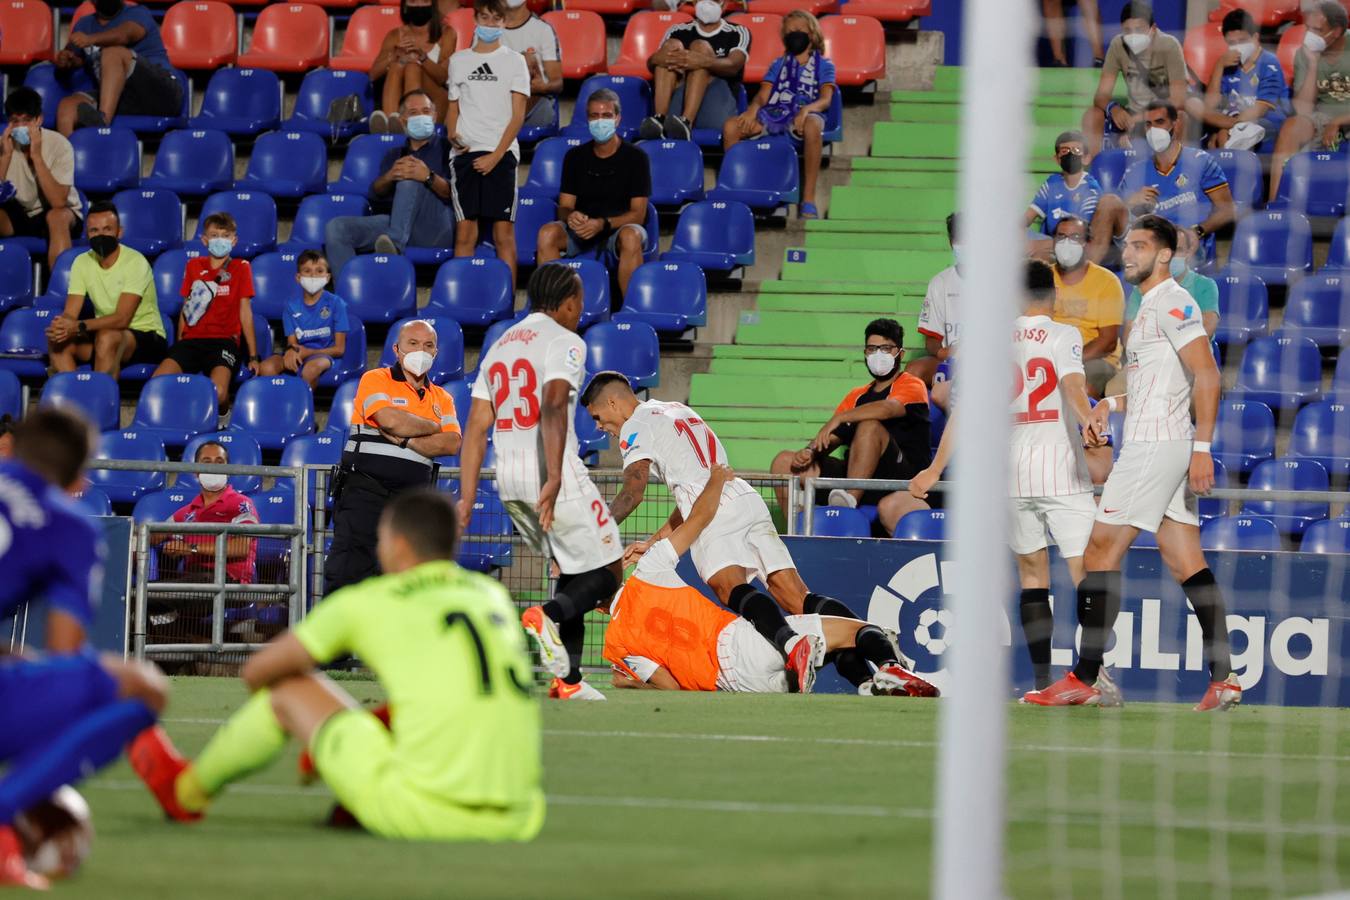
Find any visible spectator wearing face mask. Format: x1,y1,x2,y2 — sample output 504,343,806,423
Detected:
152,442,259,585
368,0,457,133
1185,9,1289,152
259,251,350,387
1025,130,1101,262
722,10,834,219
1082,1,1186,155
1049,215,1123,400
1269,0,1350,201
499,0,564,135
640,0,750,141
0,88,82,271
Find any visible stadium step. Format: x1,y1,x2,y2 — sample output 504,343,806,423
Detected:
849,156,1057,176
709,356,873,381
753,293,924,315
691,373,859,408
932,64,1100,96
829,186,956,221
887,101,1084,127
733,311,922,348
780,248,951,284
871,121,1073,160
756,278,927,299
804,232,958,251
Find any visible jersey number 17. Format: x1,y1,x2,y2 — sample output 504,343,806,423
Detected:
674,416,718,468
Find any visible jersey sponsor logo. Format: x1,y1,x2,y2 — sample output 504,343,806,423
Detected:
292,325,332,342
1167,305,1194,321
619,431,639,454
433,403,443,417
392,397,408,406
467,62,497,81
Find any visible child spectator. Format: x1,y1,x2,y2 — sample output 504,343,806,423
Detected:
260,251,350,387
1185,9,1288,151
722,10,834,219
500,0,563,135
153,212,263,410
368,0,457,133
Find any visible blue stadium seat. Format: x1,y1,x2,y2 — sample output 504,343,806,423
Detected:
315,315,367,388
195,191,278,259
1088,145,1143,196
335,254,416,324
893,509,947,541
557,258,610,328
117,67,191,134
280,193,369,255
1200,516,1282,552
131,488,195,524
692,82,747,147
285,68,373,140
1288,400,1350,477
69,126,140,194
329,134,404,196
1322,215,1350,272
639,139,705,207
132,374,219,448
379,316,465,383
574,400,607,461
228,376,315,449
1198,457,1230,523
1228,210,1313,285
822,84,843,144
563,76,652,141
0,371,20,419
249,311,277,369
0,308,57,378
119,314,175,384
0,243,34,313
424,258,514,327
39,371,119,433
1300,517,1350,554
512,196,555,268
75,485,113,517
91,430,168,504
151,247,204,319
584,319,659,389
24,63,95,130
662,200,756,271
708,136,800,210
1212,398,1275,474
179,431,263,494
440,378,472,427
325,378,359,436
1282,273,1350,348
1232,333,1323,411
36,247,83,309
1271,151,1350,217
1239,457,1330,536
458,491,513,572
249,487,295,526
1331,353,1350,403
519,91,560,145
618,261,707,332
189,67,283,136
248,250,301,320
403,243,457,268
112,188,185,257
142,129,235,196
280,430,344,476
521,136,583,200
237,130,328,198
812,506,871,538
1211,148,1263,212
1212,266,1268,348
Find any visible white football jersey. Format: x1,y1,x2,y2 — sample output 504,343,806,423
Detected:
1123,277,1205,442
618,400,758,517
471,312,589,503
1008,315,1093,498
917,265,962,349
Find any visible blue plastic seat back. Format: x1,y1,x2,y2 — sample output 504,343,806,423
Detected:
1288,400,1350,477
1228,210,1313,284
425,258,514,327
522,136,584,199
639,139,705,206
379,316,465,383
191,67,282,135
893,509,947,541
330,134,404,196
334,253,417,323
229,376,315,448
195,191,278,259
584,319,660,388
144,128,234,195
39,371,120,432
239,130,328,197
91,430,168,503
558,258,610,328
1212,398,1275,474
179,431,264,493
619,260,707,331
112,188,185,257
132,374,219,442
286,193,369,252
1238,457,1330,534
812,506,870,538
1300,517,1350,554
70,125,140,193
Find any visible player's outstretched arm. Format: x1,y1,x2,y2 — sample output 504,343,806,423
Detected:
609,458,652,526
1059,372,1107,448
666,464,734,557
910,413,955,500
456,397,496,531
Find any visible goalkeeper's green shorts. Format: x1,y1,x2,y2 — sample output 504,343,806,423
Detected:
311,708,546,842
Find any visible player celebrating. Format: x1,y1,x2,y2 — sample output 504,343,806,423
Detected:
0,410,170,888
605,464,937,697
458,264,622,701
131,490,546,841
1029,215,1239,711
909,260,1106,694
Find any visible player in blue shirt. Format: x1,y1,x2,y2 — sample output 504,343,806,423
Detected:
1185,10,1289,151
0,409,170,888
53,0,184,135
1026,130,1103,259
259,251,351,387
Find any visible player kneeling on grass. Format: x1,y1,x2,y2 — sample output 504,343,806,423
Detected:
131,489,546,842
603,464,937,697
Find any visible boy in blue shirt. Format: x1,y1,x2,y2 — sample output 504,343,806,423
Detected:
53,0,183,135
1026,130,1102,259
260,251,351,388
1185,10,1288,151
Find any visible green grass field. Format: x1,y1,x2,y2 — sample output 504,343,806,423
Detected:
61,678,1350,899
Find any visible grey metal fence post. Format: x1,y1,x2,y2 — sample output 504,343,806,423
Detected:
211,531,227,650
802,477,816,537
289,466,305,625
133,522,150,661
786,476,799,536
313,466,328,608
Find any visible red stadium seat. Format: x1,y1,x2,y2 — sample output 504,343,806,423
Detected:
821,14,884,87
1183,22,1226,86
308,0,360,6
1276,24,1303,84
331,4,401,72
542,10,608,79
444,7,475,55
0,0,55,64
162,1,238,71
729,12,782,83
237,3,330,73
563,0,651,17
1209,0,1300,27
610,11,691,79
742,0,835,16
834,0,928,22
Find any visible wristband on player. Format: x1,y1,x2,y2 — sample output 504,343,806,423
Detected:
1105,396,1119,412
1192,440,1211,454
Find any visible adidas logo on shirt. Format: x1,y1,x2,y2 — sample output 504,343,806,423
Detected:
467,63,496,82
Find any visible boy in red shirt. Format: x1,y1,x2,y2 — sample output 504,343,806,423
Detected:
153,212,263,410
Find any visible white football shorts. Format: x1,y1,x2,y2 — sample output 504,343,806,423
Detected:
1009,492,1097,557
1096,439,1199,532
503,473,621,575
689,490,797,586
714,614,825,693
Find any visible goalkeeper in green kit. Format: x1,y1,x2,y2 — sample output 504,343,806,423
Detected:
130,489,545,842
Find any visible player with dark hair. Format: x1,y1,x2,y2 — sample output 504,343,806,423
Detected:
1030,215,1239,711
459,264,623,701
132,489,546,841
0,409,170,888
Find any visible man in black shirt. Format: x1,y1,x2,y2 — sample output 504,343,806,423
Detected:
537,89,652,296
640,0,749,141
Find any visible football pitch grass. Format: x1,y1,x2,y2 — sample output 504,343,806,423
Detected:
66,677,1349,899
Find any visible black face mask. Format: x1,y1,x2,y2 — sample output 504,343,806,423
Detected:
94,0,124,19
403,4,433,25
783,31,811,56
89,235,119,258
1059,153,1083,174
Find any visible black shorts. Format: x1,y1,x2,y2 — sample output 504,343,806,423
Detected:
814,442,917,508
114,58,182,117
0,200,82,240
450,151,518,223
73,325,167,366
167,337,239,375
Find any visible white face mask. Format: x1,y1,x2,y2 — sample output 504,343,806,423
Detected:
1305,31,1328,53
401,350,434,377
865,351,897,379
505,0,527,7
1122,31,1152,55
1146,125,1173,154
299,276,328,296
1232,41,1257,65
694,0,720,25
1054,239,1084,269
198,473,228,492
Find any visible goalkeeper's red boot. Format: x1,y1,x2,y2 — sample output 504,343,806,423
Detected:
1194,674,1242,712
0,825,48,890
1022,672,1102,706
128,727,202,823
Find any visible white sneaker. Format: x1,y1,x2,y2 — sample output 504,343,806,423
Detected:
1093,666,1125,708
826,489,858,509
550,677,606,700
520,607,570,678
878,626,917,671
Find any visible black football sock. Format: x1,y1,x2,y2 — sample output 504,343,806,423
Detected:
853,625,897,669
559,616,585,685
802,592,861,620
1071,570,1119,684
543,566,619,625
1182,568,1232,681
729,584,797,653
1019,588,1054,690
826,649,872,687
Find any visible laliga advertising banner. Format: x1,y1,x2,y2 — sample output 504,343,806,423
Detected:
679,537,1348,705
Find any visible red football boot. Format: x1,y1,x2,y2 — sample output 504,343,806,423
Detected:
127,727,202,823
0,825,47,890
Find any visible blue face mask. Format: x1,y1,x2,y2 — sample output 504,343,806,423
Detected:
405,114,435,140
11,126,29,147
1169,255,1187,278
588,117,617,143
207,236,233,259
475,24,503,44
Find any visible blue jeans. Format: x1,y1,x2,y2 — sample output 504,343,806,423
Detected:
670,77,738,130
325,180,455,274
